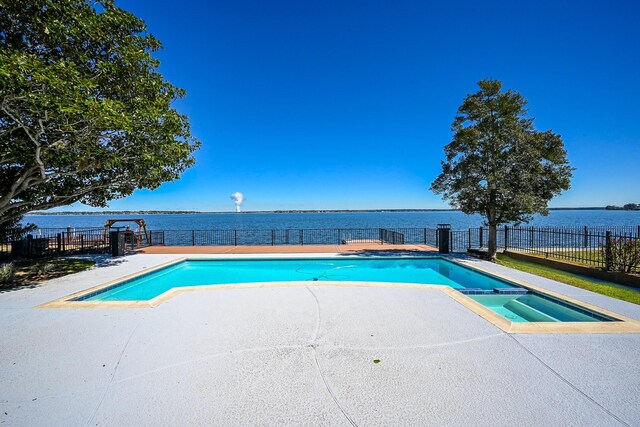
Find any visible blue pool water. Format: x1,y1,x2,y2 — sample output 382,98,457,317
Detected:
80,257,513,301
468,294,615,323
78,257,616,323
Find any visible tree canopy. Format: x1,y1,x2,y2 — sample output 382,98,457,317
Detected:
430,79,573,259
0,0,200,225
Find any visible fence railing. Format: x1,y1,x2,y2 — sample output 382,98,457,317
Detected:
151,228,438,247
504,227,639,273
450,230,470,252
3,224,638,273
0,227,154,259
0,227,112,259
466,226,640,273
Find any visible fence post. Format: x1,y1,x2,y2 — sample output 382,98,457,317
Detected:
26,234,33,257
234,230,237,246
530,227,535,248
272,230,275,246
80,235,84,251
192,230,195,246
468,228,471,249
504,226,509,250
300,229,304,246
583,226,588,248
423,228,427,245
57,233,62,254
337,229,341,245
605,231,612,271
437,224,450,254
479,227,483,248
61,232,66,253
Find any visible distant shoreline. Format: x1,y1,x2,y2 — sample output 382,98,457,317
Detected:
26,207,616,216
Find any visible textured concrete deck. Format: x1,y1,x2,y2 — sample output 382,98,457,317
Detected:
1,252,639,426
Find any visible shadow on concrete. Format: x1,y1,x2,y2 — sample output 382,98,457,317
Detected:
0,280,40,294
81,254,128,268
0,254,130,294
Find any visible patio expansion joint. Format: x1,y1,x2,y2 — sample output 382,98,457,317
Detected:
305,286,358,427
327,332,506,352
98,334,513,392
87,318,143,426
509,334,630,427
108,344,305,387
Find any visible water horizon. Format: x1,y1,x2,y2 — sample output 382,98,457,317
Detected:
23,209,640,231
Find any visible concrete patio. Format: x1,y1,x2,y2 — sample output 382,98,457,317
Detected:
1,252,639,426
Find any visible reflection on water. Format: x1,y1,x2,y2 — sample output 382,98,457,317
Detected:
438,261,451,279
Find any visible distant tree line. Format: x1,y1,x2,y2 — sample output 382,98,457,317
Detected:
605,204,640,211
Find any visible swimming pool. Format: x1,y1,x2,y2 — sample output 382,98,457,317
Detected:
77,258,512,301
70,257,617,324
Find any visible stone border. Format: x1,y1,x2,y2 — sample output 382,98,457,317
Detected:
448,257,640,333
38,256,640,334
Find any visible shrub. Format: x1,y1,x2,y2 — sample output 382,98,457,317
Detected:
0,263,16,285
31,262,55,277
0,216,36,241
601,237,640,273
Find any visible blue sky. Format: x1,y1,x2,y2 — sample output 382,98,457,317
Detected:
64,0,640,211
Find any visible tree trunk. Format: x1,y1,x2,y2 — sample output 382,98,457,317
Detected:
487,223,498,261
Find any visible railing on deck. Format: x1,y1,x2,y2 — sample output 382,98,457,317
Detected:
3,224,638,273
0,227,111,259
0,226,154,259
150,228,438,247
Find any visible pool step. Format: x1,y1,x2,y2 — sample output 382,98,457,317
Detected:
458,288,493,295
459,287,528,296
504,299,559,322
493,287,528,295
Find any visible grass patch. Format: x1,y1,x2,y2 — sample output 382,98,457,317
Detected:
496,253,640,305
545,249,604,264
0,257,95,290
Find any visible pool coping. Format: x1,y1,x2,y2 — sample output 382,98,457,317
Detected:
38,256,640,334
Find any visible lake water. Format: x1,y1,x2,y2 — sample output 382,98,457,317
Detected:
23,210,640,231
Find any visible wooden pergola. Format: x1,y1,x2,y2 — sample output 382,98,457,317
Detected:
103,219,150,246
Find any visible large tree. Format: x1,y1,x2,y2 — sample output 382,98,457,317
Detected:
0,0,200,226
430,80,573,260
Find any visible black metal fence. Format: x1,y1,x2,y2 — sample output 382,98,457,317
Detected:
1,227,111,259
450,230,470,252
152,228,438,247
466,226,640,273
3,224,639,274
1,226,438,258
467,225,640,250
0,226,156,259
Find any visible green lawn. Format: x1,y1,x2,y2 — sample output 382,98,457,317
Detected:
546,248,604,264
496,253,640,305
